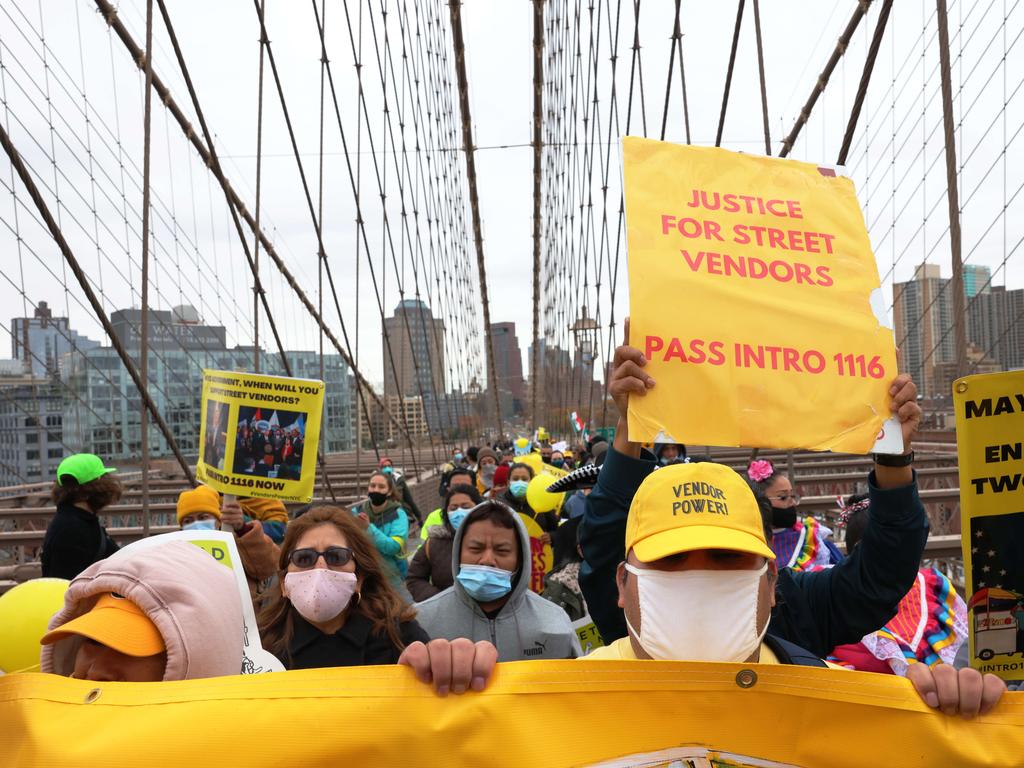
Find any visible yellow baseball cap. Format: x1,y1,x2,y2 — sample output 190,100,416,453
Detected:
40,592,166,657
625,462,774,563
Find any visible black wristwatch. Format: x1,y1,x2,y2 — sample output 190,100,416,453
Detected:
872,451,914,467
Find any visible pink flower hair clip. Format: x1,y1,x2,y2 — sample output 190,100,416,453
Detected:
747,460,774,483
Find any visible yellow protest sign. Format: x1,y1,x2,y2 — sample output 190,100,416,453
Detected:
954,370,1024,681
518,512,554,593
196,369,324,502
2,662,1021,767
623,138,897,453
572,616,604,656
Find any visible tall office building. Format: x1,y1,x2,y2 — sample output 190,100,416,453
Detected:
892,263,956,397
968,285,1024,371
490,322,526,415
383,300,445,398
11,301,100,377
0,373,64,485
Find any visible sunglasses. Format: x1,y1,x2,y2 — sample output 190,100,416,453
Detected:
288,546,354,569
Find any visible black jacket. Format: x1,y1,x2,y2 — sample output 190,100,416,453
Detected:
282,612,430,670
40,502,119,580
578,446,929,658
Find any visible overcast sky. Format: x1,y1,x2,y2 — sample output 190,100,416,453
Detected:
0,1,1021,392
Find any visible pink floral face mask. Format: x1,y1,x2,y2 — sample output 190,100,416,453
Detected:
284,569,358,624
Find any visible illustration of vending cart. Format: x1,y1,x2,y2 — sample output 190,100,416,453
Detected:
968,587,1023,661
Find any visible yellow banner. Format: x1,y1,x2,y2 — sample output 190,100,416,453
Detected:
623,138,896,453
196,369,324,502
1,663,1021,767
954,370,1024,681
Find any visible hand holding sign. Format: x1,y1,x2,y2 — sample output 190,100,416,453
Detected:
220,498,245,532
609,318,656,419
887,373,922,454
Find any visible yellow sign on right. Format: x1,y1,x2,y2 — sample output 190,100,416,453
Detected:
954,370,1024,681
623,138,897,453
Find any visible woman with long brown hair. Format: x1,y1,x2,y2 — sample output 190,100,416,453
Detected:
257,505,428,669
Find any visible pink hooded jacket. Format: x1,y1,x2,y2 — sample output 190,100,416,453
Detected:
40,540,243,681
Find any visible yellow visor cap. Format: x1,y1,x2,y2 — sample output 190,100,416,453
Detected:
626,462,775,563
40,592,166,657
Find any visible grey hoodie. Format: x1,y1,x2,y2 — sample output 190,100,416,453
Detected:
414,506,581,662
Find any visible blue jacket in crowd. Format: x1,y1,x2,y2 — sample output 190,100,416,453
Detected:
578,445,930,658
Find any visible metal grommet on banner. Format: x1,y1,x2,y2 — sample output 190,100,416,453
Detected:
956,381,968,393
84,688,102,704
735,669,758,689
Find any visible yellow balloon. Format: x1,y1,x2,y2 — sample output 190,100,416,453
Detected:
526,473,564,514
0,577,69,673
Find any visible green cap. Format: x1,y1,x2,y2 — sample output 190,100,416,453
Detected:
56,454,116,486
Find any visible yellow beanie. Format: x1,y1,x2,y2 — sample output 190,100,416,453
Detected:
176,485,222,524
239,496,288,523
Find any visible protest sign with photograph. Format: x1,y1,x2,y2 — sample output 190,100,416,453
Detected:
196,369,324,503
623,138,898,453
117,530,284,674
954,370,1024,681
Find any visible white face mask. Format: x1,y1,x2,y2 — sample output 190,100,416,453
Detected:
624,563,769,663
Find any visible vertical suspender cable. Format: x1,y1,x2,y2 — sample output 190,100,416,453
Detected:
447,0,504,438
935,0,968,379
837,0,893,165
139,0,155,533
252,0,267,373
531,0,544,430
751,0,771,155
715,0,745,147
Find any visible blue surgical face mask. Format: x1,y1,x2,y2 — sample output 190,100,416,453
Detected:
509,480,529,499
381,466,393,475
183,519,217,531
447,508,471,530
454,453,464,462
551,458,565,468
457,563,513,602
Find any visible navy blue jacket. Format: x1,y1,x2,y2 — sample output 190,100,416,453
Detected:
578,446,929,658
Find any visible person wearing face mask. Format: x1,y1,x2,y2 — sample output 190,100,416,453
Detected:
252,505,495,694
40,540,243,681
423,467,478,540
487,463,510,500
258,506,428,669
539,443,554,464
406,485,482,602
379,457,423,525
747,459,843,571
451,447,468,468
177,485,280,604
587,462,828,665
549,450,566,469
654,442,687,466
414,500,580,662
501,463,558,535
475,447,499,495
350,471,410,595
576,461,1007,719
